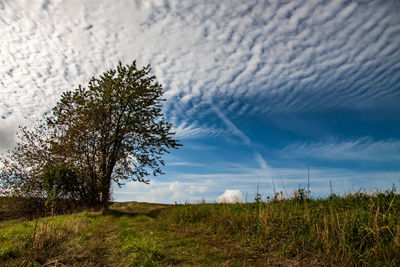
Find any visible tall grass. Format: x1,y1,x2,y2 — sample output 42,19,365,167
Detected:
172,190,400,266
0,212,119,266
2,190,399,265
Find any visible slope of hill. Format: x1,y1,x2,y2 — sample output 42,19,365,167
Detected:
1,193,399,266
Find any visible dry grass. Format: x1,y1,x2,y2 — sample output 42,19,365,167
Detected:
1,192,399,266
173,190,400,266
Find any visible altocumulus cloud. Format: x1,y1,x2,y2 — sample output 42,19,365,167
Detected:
1,0,400,203
1,0,400,140
0,115,19,152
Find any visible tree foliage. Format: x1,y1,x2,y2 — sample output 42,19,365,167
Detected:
0,61,180,207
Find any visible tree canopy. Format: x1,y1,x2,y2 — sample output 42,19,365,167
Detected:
0,61,181,207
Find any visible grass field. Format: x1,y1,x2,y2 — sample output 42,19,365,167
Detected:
1,191,399,266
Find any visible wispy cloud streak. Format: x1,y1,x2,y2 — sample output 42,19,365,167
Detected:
280,137,400,162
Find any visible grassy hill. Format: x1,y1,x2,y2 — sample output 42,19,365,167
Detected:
1,192,399,266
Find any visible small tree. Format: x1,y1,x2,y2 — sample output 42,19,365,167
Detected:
1,61,181,208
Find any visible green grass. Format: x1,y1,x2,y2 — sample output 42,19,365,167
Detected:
0,201,245,266
1,193,399,266
172,192,400,266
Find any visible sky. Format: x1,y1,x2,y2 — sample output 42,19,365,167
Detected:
1,0,400,203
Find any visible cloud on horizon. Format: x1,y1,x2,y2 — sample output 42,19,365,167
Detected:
115,165,400,203
217,190,243,203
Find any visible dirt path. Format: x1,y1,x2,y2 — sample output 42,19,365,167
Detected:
108,202,256,266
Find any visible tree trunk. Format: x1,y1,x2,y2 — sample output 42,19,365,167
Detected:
100,172,112,209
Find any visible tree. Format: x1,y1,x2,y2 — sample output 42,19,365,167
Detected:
0,61,181,208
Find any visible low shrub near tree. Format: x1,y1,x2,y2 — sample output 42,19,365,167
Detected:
0,196,91,221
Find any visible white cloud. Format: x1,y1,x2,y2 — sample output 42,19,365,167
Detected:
117,180,209,203
167,161,205,167
280,137,400,162
113,162,400,203
0,115,22,153
1,0,399,143
187,184,207,195
1,0,399,204
172,119,221,139
212,105,251,146
217,190,243,203
254,151,272,172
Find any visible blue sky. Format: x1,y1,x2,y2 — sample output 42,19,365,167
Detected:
1,0,400,203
